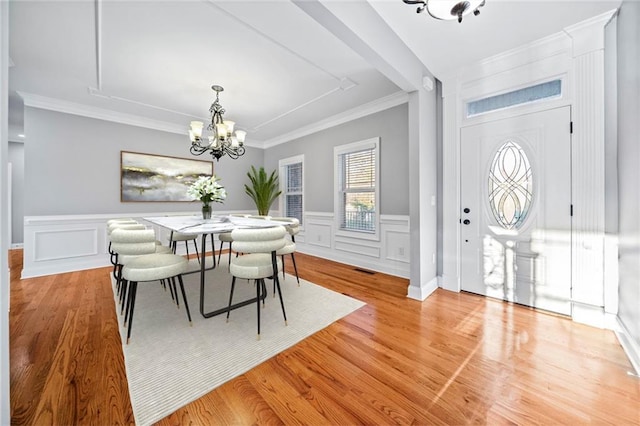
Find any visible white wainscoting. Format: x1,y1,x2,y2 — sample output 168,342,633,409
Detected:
21,211,254,279
21,210,410,279
296,212,410,278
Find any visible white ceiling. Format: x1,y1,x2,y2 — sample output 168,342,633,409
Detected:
8,0,623,146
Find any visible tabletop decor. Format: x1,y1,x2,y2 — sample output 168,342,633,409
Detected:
187,175,227,219
121,151,213,202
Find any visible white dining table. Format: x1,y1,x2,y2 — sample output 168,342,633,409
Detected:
142,214,281,318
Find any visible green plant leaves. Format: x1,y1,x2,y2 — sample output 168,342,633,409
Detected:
244,166,282,215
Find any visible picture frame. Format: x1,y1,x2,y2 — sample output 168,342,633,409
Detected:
120,151,213,202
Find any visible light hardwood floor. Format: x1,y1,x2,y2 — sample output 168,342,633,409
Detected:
9,249,640,425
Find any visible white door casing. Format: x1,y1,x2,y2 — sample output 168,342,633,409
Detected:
460,107,572,315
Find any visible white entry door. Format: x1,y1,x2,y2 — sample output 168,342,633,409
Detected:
460,107,572,315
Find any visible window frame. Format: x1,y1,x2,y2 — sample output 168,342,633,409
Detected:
334,137,380,241
279,154,304,227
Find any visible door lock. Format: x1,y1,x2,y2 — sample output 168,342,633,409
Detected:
463,219,471,225
463,208,470,213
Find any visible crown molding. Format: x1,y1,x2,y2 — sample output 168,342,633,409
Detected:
17,90,401,150
262,90,409,148
563,8,618,56
19,92,187,135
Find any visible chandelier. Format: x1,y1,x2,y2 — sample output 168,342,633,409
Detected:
402,0,485,23
189,85,246,161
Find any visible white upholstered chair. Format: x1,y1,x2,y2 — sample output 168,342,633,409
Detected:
226,225,287,339
110,228,192,344
217,213,250,268
270,217,300,285
168,230,200,263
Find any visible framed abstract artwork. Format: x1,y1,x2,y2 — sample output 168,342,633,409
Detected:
120,151,213,202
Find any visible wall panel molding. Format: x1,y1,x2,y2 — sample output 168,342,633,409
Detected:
21,211,410,279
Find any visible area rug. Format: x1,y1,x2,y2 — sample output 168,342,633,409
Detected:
110,258,365,425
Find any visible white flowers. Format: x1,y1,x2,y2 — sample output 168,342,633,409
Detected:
187,175,226,205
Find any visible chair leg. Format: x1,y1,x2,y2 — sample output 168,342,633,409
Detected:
274,275,287,326
184,241,190,260
123,279,133,323
177,275,192,324
167,278,176,301
272,252,287,326
226,276,236,322
171,277,180,308
256,279,262,340
282,255,286,280
120,278,129,316
218,240,224,264
290,253,300,285
209,234,216,268
192,239,200,264
126,281,138,344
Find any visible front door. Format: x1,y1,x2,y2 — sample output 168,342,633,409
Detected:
460,107,572,315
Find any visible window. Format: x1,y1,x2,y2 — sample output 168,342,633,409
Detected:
334,138,379,239
279,155,304,225
488,140,533,230
467,79,562,117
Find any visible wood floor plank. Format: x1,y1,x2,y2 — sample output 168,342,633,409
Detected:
9,249,640,425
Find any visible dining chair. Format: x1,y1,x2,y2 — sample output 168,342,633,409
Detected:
270,217,300,285
217,213,250,268
168,231,200,263
107,221,146,278
110,228,192,344
226,225,287,339
110,227,174,311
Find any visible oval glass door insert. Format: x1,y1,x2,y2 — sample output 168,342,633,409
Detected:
488,140,533,230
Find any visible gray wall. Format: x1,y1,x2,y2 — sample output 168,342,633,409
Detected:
616,1,640,350
8,141,23,243
263,103,409,215
23,107,262,216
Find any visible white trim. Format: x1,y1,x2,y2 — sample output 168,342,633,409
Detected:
442,10,616,325
263,91,408,148
407,277,438,301
17,92,267,148
278,154,305,226
615,318,640,376
21,211,410,279
19,92,186,135
334,137,380,242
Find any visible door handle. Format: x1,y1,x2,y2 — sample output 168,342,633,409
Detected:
463,208,470,213
463,219,470,225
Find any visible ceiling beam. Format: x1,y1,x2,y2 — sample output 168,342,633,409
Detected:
293,0,432,92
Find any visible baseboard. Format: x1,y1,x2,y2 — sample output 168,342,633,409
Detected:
407,277,438,301
297,244,409,279
10,243,23,249
615,318,640,376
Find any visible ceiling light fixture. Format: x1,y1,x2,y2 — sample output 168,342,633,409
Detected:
403,0,485,23
189,85,246,161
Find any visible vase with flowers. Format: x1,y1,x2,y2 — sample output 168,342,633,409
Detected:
187,175,227,219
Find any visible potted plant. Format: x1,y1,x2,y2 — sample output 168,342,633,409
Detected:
187,175,226,219
244,166,282,216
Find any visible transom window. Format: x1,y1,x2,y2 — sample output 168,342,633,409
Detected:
488,140,533,230
279,155,304,225
467,79,562,117
334,138,379,239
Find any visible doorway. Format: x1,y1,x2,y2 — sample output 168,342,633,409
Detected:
460,107,572,315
